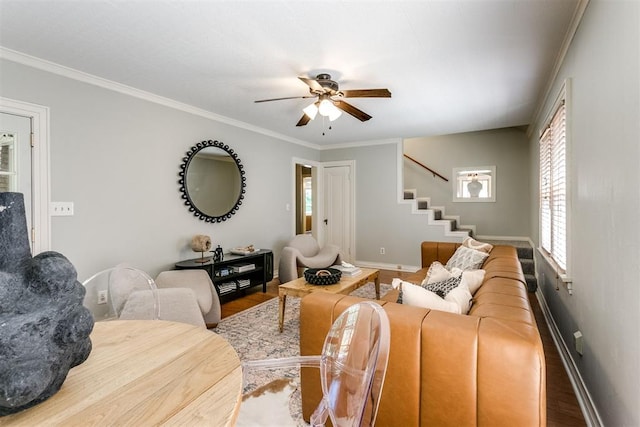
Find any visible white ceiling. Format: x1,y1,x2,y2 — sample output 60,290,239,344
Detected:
0,0,582,147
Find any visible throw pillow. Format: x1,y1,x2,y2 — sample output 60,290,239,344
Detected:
462,237,494,254
400,281,461,314
445,246,489,271
424,275,462,298
444,283,473,314
422,261,462,285
460,269,486,294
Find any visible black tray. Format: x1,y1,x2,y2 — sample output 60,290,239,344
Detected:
304,268,342,285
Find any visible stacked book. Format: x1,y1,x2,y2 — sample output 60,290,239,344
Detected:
218,281,236,295
232,263,255,273
237,279,251,289
331,264,362,277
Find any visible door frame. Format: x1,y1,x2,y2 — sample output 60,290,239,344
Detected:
290,157,355,261
321,160,356,262
0,97,51,254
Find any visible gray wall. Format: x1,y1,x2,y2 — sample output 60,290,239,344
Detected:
322,142,463,269
529,2,639,425
404,128,530,237
0,59,318,280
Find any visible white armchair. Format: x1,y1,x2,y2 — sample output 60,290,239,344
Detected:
155,269,221,328
278,234,342,284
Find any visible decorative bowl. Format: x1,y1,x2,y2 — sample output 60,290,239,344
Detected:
304,268,342,285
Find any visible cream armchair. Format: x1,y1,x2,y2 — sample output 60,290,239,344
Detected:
278,234,342,284
154,269,221,328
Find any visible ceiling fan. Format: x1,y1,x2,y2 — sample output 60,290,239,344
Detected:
255,73,391,126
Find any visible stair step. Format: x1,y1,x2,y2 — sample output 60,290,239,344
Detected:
520,258,535,275
417,200,429,210
404,191,415,200
517,246,534,259
455,228,473,236
433,209,442,220
525,274,538,292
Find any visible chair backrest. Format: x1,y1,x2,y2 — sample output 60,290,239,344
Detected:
288,234,320,257
82,266,160,321
311,301,390,427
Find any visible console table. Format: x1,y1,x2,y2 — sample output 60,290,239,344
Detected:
2,320,242,426
176,249,273,301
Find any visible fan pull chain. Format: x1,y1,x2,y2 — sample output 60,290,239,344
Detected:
321,117,333,136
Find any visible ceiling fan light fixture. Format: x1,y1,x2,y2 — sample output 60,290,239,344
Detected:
303,102,318,120
328,107,342,122
318,99,335,117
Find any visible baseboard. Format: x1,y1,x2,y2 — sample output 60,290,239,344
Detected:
475,234,532,242
354,260,421,273
535,289,603,427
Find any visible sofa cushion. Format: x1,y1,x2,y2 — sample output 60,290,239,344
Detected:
445,245,489,270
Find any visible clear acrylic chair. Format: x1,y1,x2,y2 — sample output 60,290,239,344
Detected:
82,265,160,321
241,301,390,426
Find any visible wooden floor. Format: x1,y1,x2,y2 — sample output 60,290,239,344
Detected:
221,269,586,426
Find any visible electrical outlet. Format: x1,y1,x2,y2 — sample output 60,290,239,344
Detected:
573,331,583,356
397,265,402,271
97,290,108,305
380,247,385,255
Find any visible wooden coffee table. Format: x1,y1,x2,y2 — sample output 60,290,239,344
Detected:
278,267,380,332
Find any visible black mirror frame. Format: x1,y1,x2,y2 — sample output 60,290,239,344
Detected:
178,140,247,223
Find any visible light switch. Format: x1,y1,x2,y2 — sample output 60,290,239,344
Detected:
51,202,74,216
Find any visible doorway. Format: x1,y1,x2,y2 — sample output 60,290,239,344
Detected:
0,97,50,254
292,158,355,263
295,164,313,235
322,161,355,263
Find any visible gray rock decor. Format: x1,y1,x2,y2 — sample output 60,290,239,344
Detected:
0,192,94,416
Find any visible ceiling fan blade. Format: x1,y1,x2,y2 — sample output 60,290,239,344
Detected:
334,101,372,122
254,95,315,103
296,114,312,127
298,76,324,93
340,89,391,98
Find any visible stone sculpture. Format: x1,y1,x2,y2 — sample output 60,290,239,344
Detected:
0,192,94,416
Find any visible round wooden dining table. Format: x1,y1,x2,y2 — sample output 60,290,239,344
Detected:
2,320,243,426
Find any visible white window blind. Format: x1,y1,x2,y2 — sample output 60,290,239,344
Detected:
539,101,567,272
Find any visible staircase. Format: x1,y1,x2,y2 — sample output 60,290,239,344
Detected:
484,239,538,292
402,190,537,291
402,189,474,238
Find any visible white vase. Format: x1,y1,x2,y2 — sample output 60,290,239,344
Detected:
467,179,483,197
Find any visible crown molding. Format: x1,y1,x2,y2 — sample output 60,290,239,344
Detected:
0,47,322,150
527,0,590,137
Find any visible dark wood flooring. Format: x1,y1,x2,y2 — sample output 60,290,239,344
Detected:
220,269,586,426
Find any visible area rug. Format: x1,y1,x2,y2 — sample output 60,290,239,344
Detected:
214,282,391,426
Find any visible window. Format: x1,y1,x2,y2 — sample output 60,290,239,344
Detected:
452,166,496,202
303,176,312,216
539,86,568,273
0,133,16,193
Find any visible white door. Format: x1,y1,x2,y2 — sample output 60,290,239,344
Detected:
0,112,33,242
323,165,352,262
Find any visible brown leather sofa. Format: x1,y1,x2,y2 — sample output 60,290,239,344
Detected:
299,242,546,426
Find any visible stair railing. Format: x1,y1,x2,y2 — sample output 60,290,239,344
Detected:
403,154,448,182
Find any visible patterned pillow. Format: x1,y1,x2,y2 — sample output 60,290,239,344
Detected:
462,237,493,253
424,275,462,298
445,246,489,271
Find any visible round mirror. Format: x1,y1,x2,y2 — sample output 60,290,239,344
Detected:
178,140,246,222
